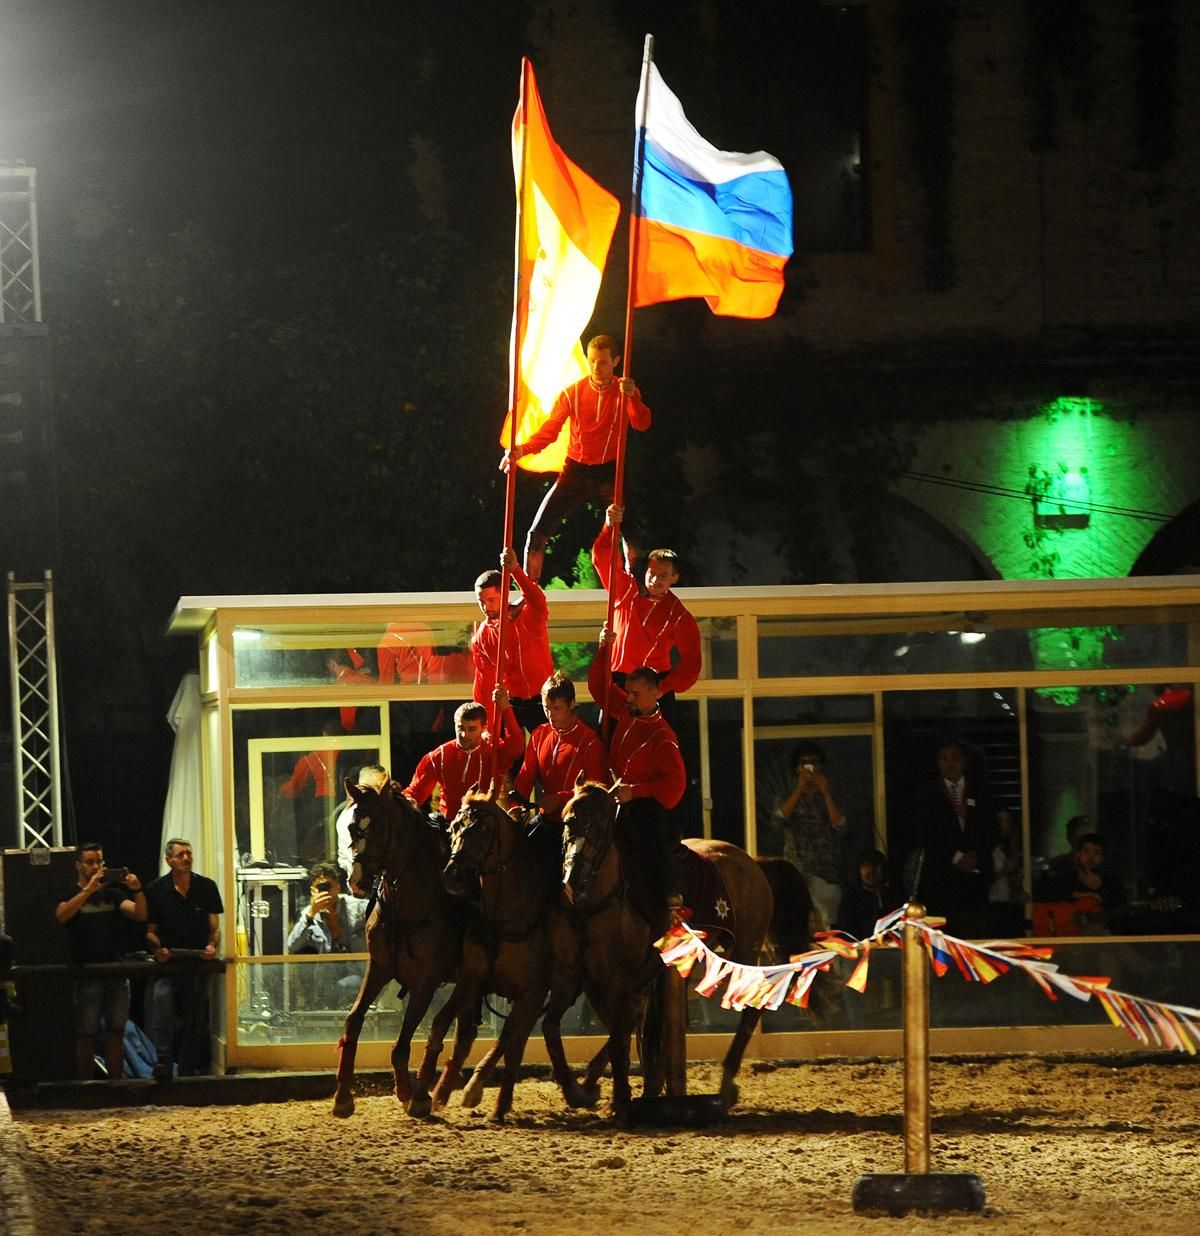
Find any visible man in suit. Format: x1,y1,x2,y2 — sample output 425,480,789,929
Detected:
910,738,997,938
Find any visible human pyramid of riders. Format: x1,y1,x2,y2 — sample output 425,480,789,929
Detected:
400,333,700,921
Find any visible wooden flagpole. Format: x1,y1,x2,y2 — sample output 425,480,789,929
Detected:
492,57,532,785
601,33,654,732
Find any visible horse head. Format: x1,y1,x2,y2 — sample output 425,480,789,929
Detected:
344,776,402,896
560,777,620,906
443,783,507,898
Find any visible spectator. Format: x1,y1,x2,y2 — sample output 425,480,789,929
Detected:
287,863,367,955
1035,832,1128,934
838,848,900,942
988,806,1025,936
775,742,847,931
910,737,997,938
1044,813,1092,883
55,843,147,1079
144,838,224,1080
334,763,389,892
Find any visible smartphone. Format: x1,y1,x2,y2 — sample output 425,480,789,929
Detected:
316,880,332,893
102,866,128,885
802,764,815,773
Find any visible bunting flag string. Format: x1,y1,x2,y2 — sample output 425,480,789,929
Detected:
655,908,1200,1054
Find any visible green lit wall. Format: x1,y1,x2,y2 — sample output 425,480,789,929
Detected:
894,398,1198,583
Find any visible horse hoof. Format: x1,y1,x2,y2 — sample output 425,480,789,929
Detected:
489,1111,508,1125
331,1096,355,1119
566,1082,599,1110
719,1079,739,1110
407,1093,433,1119
461,1078,485,1109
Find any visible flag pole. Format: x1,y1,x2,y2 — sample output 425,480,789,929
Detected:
603,33,654,732
492,57,532,786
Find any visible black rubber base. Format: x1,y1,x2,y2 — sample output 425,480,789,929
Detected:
625,1093,728,1127
852,1172,986,1216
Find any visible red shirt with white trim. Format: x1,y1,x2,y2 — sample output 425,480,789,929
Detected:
592,525,701,697
514,718,608,813
588,657,686,811
403,708,524,821
519,376,651,466
471,566,554,703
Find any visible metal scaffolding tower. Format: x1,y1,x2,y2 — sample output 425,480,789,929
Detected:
7,571,63,847
0,164,43,325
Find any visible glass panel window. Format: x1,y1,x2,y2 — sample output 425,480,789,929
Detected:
1028,683,1197,932
233,620,474,689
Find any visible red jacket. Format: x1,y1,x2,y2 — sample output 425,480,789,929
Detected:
514,718,608,813
592,525,701,696
588,656,686,810
520,376,651,465
403,708,524,821
471,565,554,702
278,749,339,799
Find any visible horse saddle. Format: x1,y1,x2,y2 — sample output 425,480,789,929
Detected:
680,846,737,953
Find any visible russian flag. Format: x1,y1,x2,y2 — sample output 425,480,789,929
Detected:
633,62,793,319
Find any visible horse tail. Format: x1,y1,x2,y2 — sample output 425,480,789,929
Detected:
756,857,816,960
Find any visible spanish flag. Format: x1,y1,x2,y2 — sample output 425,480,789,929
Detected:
633,61,792,319
501,59,620,473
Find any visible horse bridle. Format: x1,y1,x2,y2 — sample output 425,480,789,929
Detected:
562,788,617,904
447,800,513,882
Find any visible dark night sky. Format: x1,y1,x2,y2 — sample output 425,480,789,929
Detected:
1,1,527,268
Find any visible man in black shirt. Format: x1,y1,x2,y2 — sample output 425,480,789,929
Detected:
144,837,223,1078
55,842,147,1079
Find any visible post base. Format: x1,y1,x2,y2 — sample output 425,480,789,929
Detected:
852,1172,986,1216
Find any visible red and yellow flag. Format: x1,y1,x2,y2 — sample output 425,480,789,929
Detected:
501,60,619,472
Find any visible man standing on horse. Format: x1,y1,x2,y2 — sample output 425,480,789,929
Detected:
403,687,524,824
511,671,607,823
589,631,687,919
592,504,700,729
472,548,555,737
499,333,652,585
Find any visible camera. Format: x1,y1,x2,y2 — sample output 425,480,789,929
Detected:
315,880,332,893
102,866,128,886
802,764,815,773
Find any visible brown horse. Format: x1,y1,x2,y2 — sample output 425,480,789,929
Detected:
561,780,816,1111
331,779,470,1119
419,788,586,1122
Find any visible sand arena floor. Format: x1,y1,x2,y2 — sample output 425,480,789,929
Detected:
10,1054,1200,1235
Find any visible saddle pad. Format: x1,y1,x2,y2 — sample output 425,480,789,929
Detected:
681,845,736,953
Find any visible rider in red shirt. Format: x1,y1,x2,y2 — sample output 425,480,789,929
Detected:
588,634,686,913
404,688,524,823
512,671,607,822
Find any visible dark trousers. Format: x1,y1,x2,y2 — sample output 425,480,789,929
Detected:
529,458,616,537
616,798,683,908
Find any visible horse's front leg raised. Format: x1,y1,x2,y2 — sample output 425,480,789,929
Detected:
333,961,392,1118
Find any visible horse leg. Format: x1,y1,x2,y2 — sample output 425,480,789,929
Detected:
460,1030,504,1108
390,983,437,1112
332,961,391,1118
542,988,596,1110
490,993,542,1124
719,1006,763,1111
432,993,486,1112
